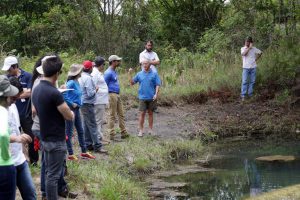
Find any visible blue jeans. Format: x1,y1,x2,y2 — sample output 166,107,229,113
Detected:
66,107,87,155
16,161,36,200
241,68,256,97
0,165,16,200
81,103,102,149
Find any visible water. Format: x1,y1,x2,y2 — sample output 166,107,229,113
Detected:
165,139,300,200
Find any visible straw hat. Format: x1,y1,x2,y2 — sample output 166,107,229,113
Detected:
68,64,83,76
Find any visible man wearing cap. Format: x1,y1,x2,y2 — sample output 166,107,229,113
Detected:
80,60,107,153
104,55,129,141
240,37,262,101
91,56,110,143
2,56,39,165
31,56,75,200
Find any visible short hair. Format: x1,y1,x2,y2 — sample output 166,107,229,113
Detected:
246,36,253,43
10,64,19,69
43,56,63,77
8,77,23,93
82,68,90,73
145,40,153,45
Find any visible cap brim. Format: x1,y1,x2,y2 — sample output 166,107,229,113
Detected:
36,66,44,75
1,64,10,71
3,85,19,97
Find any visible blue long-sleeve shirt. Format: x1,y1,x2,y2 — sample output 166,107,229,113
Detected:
63,79,82,107
79,72,96,104
104,67,120,94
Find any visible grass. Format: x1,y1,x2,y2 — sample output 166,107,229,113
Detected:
53,137,204,199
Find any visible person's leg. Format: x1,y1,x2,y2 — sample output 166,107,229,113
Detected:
85,104,102,150
248,68,257,97
116,95,128,136
94,104,106,139
40,150,46,198
65,119,74,155
241,68,250,98
74,108,87,153
16,161,36,200
148,110,154,130
139,111,146,134
20,116,39,164
108,93,118,139
81,104,93,148
44,141,66,200
0,165,16,200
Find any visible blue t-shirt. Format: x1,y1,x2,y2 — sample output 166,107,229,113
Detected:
133,70,161,100
104,67,120,94
63,80,82,108
9,69,32,118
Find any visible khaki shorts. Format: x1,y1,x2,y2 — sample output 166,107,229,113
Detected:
139,100,157,112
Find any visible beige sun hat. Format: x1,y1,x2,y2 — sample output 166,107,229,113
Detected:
68,64,83,76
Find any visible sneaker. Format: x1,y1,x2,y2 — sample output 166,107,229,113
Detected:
138,131,143,137
121,133,130,139
67,155,78,161
81,152,96,159
94,148,108,154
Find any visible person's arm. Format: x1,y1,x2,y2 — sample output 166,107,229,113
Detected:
19,88,31,99
150,53,160,66
31,104,37,118
10,134,32,143
153,86,160,101
63,81,75,108
241,43,253,56
255,48,263,61
85,79,97,98
57,102,74,121
128,68,136,85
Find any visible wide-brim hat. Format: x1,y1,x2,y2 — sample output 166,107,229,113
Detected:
0,75,19,97
68,64,83,76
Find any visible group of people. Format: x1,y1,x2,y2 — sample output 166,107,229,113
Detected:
0,37,262,200
0,40,161,200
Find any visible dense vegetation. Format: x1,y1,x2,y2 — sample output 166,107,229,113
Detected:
1,0,299,99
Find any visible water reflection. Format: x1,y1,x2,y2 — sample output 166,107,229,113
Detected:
244,159,262,197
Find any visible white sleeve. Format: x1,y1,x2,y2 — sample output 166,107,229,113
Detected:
255,48,262,54
154,52,160,61
139,53,143,64
241,47,247,55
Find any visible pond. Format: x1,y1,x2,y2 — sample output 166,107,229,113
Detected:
164,138,300,200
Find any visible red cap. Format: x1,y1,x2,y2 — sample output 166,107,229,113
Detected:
83,60,93,70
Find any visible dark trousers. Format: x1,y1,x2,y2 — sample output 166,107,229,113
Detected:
20,115,39,164
0,165,16,200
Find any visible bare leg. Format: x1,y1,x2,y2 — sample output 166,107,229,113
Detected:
148,110,153,130
139,111,146,134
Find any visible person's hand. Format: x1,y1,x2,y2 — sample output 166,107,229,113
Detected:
16,134,32,144
249,43,253,49
72,103,78,108
128,68,133,73
153,94,158,101
60,84,66,89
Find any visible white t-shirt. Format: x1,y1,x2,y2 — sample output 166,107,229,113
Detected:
91,67,109,105
8,104,26,166
139,50,160,73
241,46,262,69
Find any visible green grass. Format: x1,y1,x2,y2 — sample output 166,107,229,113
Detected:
60,137,203,199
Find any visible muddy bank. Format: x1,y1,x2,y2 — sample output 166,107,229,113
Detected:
121,94,299,140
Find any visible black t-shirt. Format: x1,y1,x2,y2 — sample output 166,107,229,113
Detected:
32,80,65,142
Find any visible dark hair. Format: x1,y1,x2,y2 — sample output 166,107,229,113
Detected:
82,68,91,73
246,36,253,43
94,56,105,67
145,40,153,45
9,77,23,93
10,64,19,69
43,56,63,77
31,56,44,88
67,75,78,82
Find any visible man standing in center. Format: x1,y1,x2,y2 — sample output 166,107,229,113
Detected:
104,55,129,141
